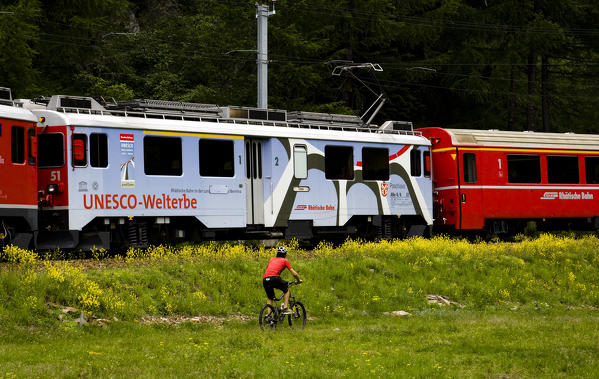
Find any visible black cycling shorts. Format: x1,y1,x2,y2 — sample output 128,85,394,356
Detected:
263,276,288,300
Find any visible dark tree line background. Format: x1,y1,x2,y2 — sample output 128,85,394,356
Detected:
1,0,599,132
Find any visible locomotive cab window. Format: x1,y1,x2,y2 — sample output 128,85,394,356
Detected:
37,133,64,168
410,149,421,177
72,133,88,167
325,145,353,180
547,155,579,184
199,139,234,177
11,126,24,164
293,145,307,179
144,136,182,176
585,157,599,184
463,153,477,183
362,147,389,180
90,133,108,168
507,154,541,183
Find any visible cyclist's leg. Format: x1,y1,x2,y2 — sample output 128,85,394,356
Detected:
283,290,291,309
263,278,276,314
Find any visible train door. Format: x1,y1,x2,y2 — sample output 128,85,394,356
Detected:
458,150,483,229
245,139,264,225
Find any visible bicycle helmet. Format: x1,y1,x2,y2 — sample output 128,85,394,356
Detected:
276,246,288,258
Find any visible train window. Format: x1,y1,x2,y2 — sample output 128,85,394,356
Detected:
293,145,308,179
11,126,25,164
72,134,88,167
245,142,251,179
410,149,421,176
586,157,599,184
325,145,353,180
37,133,65,168
547,156,579,184
362,147,389,180
90,133,108,168
199,139,234,177
424,151,431,177
27,128,36,165
144,136,182,176
463,153,477,183
507,154,541,183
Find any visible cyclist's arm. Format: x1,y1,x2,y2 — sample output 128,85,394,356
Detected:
289,268,302,283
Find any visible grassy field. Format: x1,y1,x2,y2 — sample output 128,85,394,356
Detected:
1,234,599,377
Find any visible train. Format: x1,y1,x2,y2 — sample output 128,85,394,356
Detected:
1,88,433,249
1,86,598,250
418,127,599,234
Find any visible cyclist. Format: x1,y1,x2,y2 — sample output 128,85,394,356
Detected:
262,246,302,314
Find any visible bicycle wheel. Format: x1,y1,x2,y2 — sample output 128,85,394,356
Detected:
287,301,306,329
259,304,277,330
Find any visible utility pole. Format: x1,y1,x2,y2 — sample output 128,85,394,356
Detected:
256,1,275,109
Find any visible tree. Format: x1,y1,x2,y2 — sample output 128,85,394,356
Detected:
0,0,41,97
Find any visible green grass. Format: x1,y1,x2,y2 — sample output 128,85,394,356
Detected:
1,234,599,377
1,310,598,377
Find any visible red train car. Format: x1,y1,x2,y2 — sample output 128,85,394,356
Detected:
418,127,599,233
0,88,38,248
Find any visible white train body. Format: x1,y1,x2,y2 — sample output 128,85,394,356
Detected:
27,96,432,248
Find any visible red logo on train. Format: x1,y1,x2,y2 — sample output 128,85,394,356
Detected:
380,182,388,197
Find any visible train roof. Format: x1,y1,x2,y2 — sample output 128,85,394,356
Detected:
27,96,430,146
0,100,38,123
443,128,599,151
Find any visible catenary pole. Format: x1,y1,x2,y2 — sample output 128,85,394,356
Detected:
256,2,275,109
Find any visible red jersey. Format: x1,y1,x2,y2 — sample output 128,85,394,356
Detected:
263,257,293,278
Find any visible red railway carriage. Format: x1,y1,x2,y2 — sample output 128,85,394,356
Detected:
417,127,599,233
0,88,38,248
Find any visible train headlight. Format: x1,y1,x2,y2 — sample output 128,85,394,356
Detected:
47,183,61,194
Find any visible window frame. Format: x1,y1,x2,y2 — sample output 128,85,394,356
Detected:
293,145,308,179
585,156,599,184
143,136,183,176
325,145,354,180
89,133,109,168
410,148,422,177
507,154,541,184
362,147,389,181
199,138,235,178
463,152,477,184
547,155,579,184
37,132,65,168
11,126,25,164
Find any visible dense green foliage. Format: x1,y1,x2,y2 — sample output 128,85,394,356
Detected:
1,0,598,132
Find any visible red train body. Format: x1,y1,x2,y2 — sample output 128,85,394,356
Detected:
0,89,38,248
418,127,599,233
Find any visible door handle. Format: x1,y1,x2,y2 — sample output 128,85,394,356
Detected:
461,193,466,202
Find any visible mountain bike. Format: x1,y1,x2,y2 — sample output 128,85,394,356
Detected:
259,281,306,330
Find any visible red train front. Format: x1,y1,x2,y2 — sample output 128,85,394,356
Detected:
418,127,599,234
0,88,38,248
